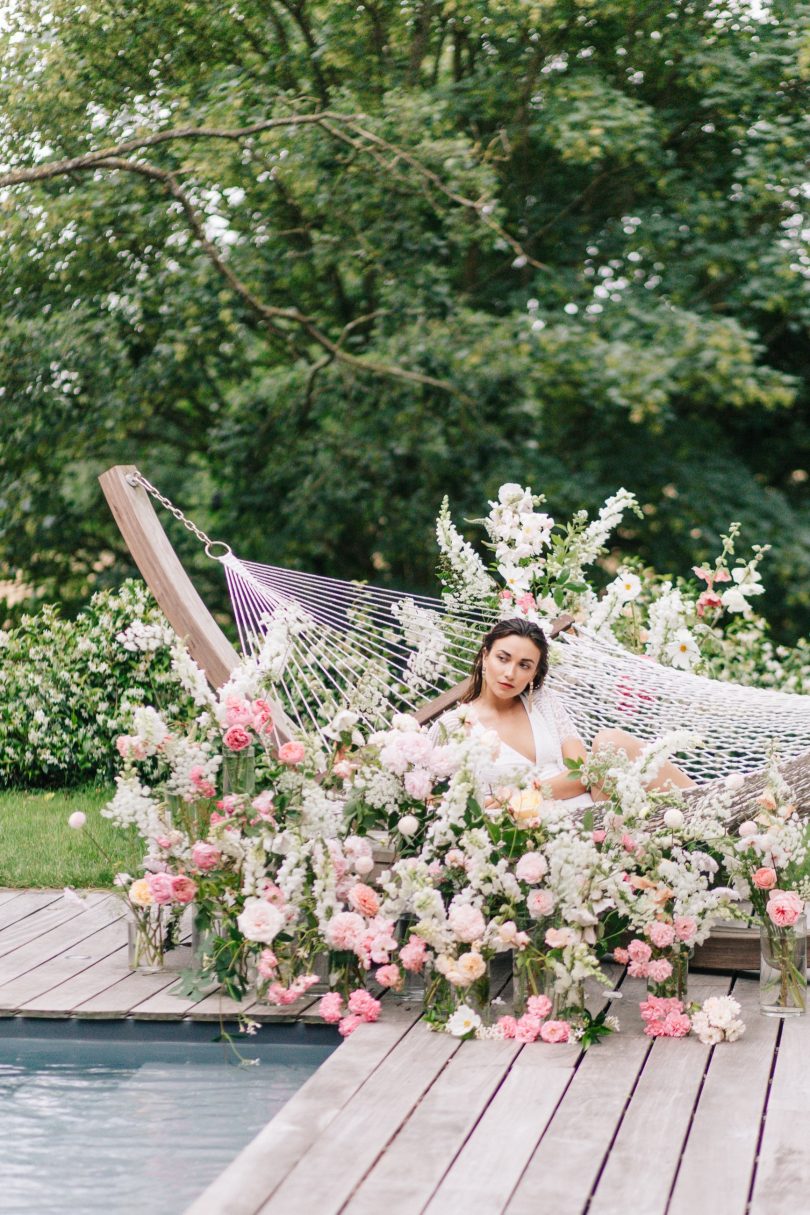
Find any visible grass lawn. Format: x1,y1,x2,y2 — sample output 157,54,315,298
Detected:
0,786,143,889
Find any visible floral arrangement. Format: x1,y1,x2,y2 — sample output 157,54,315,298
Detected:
79,622,809,1048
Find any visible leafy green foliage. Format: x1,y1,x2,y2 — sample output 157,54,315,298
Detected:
0,0,807,641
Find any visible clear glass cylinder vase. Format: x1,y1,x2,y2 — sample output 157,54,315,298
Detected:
127,907,165,973
760,916,807,1017
222,745,256,797
512,954,546,1016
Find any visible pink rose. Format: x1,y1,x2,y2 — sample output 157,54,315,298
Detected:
647,921,676,949
147,873,175,905
767,889,804,928
171,875,197,904
349,883,380,918
545,926,576,949
627,939,652,964
191,842,222,872
375,964,402,990
592,830,606,845
528,890,555,920
404,768,433,799
673,917,697,943
539,1020,570,1044
257,949,278,980
278,741,306,765
251,792,276,821
224,696,253,727
753,867,778,891
621,833,638,853
515,853,548,885
252,699,274,734
325,911,366,951
448,903,486,943
613,947,629,965
223,725,252,752
319,992,344,1024
526,994,552,1019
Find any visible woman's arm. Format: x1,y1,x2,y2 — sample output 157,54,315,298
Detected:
537,736,589,799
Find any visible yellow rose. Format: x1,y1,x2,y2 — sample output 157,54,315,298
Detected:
509,787,545,827
129,878,154,907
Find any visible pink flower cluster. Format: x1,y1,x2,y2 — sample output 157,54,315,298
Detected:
399,935,427,973
264,975,319,1006
189,765,216,799
325,911,398,969
639,996,691,1038
319,989,382,1036
145,871,197,905
496,995,571,1044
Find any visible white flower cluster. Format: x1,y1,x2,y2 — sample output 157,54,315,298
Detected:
390,598,449,696
116,619,175,653
691,995,745,1045
436,496,494,607
644,584,700,670
568,488,639,575
485,483,554,593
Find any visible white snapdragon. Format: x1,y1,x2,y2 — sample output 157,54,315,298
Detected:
390,598,449,696
436,497,494,607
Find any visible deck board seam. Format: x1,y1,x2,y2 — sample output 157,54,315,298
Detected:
744,1014,783,1215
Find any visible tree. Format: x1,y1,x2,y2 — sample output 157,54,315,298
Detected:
1,0,808,640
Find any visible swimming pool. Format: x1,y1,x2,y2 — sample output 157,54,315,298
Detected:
0,1020,337,1215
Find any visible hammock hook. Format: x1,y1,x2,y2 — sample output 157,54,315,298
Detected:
126,468,231,559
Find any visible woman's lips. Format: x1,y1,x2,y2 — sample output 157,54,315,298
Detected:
498,681,514,690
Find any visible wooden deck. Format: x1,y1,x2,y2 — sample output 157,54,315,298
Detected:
1,891,807,1214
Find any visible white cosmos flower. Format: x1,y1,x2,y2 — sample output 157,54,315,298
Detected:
446,1004,483,1038
665,628,700,670
613,570,642,602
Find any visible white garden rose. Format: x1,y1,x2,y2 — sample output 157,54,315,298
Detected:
237,899,285,943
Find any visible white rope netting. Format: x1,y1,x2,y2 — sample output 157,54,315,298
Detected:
220,553,810,784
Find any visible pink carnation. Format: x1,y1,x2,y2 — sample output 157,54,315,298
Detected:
347,989,381,1022
627,939,652,963
496,1015,518,1039
375,964,402,990
278,741,306,766
325,911,366,951
673,917,697,943
319,992,344,1024
526,994,553,1019
767,889,804,928
514,1016,543,1043
613,947,629,965
627,961,649,979
171,875,197,905
400,936,427,973
647,921,676,949
257,949,278,980
338,1014,363,1037
646,958,673,983
223,725,252,752
349,883,380,918
539,1020,570,1044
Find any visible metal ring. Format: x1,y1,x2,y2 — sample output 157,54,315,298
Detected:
204,540,233,561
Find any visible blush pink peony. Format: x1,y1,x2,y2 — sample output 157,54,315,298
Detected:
767,889,804,927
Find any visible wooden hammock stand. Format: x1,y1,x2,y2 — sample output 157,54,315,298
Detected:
100,464,808,971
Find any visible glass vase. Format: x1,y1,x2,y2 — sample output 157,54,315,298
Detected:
127,907,166,973
222,745,256,797
646,944,691,1002
191,906,223,964
760,916,807,1017
544,972,586,1021
512,953,546,1016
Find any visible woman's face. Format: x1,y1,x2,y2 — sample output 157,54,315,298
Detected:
482,634,542,701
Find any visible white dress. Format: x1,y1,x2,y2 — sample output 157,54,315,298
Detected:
431,686,594,810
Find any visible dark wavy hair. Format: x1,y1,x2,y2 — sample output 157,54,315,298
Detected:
460,617,549,703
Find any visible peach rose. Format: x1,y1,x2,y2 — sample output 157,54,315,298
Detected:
753,867,777,891
348,883,380,918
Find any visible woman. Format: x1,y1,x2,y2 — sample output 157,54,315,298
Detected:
433,618,694,804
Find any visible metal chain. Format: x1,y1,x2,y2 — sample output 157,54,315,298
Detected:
126,470,232,560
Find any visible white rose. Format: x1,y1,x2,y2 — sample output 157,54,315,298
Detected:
237,899,284,943
663,808,684,830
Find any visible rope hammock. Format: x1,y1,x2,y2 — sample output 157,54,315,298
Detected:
221,552,810,785
99,467,810,802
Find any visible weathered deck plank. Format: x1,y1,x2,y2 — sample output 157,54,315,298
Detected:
0,890,84,951
256,1020,460,1215
0,906,128,1011
346,1037,522,1214
668,979,778,1215
186,1007,422,1215
748,1006,810,1214
586,973,731,1215
0,893,113,992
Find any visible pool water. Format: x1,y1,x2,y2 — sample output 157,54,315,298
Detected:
0,1026,336,1215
